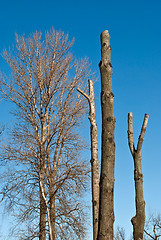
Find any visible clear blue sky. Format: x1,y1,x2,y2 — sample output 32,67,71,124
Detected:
0,0,161,239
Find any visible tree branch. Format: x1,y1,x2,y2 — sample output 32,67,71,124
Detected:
137,114,149,153
128,112,135,156
77,88,90,101
144,229,155,239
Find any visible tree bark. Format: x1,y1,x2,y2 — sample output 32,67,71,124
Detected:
98,30,115,240
77,79,99,240
49,180,56,240
128,112,149,240
39,120,47,240
40,172,53,240
39,173,46,240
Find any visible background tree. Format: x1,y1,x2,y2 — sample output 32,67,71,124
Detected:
0,29,91,240
128,112,149,240
144,214,161,240
114,227,126,240
98,30,116,240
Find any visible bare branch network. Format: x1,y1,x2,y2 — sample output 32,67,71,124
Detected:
0,29,92,240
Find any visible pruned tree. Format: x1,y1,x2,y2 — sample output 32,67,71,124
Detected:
77,79,99,240
144,214,161,240
97,30,116,240
0,29,91,240
128,112,149,240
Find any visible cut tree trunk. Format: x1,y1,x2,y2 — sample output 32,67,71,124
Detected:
128,112,149,240
77,79,99,240
97,30,115,240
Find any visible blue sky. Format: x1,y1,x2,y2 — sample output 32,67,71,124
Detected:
0,0,161,239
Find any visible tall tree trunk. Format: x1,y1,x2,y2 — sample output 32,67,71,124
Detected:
98,30,115,240
128,112,149,240
77,79,99,240
39,121,47,240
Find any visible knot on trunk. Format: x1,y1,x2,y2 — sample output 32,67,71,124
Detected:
101,91,114,104
134,170,143,181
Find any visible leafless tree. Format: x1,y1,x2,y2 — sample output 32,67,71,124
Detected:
0,29,91,240
114,227,126,240
128,112,149,240
144,214,161,240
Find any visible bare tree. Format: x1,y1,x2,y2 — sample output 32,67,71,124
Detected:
114,227,126,240
128,112,149,240
0,29,91,240
77,79,99,240
144,214,161,240
97,30,116,240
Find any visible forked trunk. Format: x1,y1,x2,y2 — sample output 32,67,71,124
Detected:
128,112,149,240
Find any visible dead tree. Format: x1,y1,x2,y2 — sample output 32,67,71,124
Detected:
128,112,149,240
77,79,99,240
98,30,116,240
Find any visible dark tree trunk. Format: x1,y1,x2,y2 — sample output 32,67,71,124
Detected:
97,30,115,240
39,178,46,240
49,181,55,240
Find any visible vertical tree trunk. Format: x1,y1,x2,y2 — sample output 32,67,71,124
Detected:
39,172,46,240
49,181,55,240
98,30,115,240
39,122,47,240
88,80,99,240
77,79,99,240
40,171,53,240
128,112,149,240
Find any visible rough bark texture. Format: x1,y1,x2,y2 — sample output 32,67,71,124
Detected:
98,30,115,240
128,112,149,240
77,79,99,240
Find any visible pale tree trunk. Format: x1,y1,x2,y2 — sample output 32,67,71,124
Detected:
40,176,53,240
98,30,115,240
77,79,99,240
128,112,149,240
39,151,54,240
39,120,47,240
